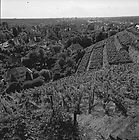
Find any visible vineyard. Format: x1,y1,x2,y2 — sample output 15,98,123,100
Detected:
127,27,139,38
1,21,139,139
116,31,133,46
114,34,133,64
77,29,139,72
0,63,139,139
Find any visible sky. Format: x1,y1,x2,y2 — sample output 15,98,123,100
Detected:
1,0,139,18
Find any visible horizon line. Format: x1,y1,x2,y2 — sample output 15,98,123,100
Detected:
1,15,139,19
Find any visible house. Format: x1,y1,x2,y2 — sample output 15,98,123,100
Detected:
135,25,139,30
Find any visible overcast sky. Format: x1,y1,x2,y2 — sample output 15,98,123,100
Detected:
1,0,139,18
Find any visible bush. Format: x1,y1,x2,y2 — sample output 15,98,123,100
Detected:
22,76,44,90
33,71,40,79
39,69,52,82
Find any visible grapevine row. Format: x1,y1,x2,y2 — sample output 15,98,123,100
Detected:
88,45,104,70
76,45,93,73
106,36,118,64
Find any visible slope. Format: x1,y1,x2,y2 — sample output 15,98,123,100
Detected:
77,28,139,73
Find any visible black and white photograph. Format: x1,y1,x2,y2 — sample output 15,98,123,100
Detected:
0,0,139,139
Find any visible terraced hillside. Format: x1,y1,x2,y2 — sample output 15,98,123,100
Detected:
87,42,105,71
77,28,139,73
76,40,107,73
127,27,139,38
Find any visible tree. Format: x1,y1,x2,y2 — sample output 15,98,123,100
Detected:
58,58,66,68
2,22,9,30
52,44,61,54
28,51,39,68
79,35,92,48
87,23,94,30
94,30,108,43
39,69,52,82
47,57,57,69
21,57,33,68
66,58,75,68
12,27,18,37
108,30,118,37
38,49,46,68
0,31,6,43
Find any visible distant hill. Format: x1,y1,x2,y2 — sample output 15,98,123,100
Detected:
0,18,88,26
1,16,139,26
